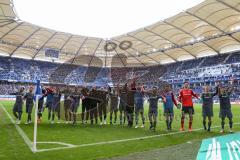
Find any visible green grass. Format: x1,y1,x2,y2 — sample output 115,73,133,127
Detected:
0,100,239,160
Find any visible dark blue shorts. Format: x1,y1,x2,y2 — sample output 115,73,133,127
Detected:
202,105,213,117
164,108,174,116
26,103,34,114
219,109,232,119
148,109,158,117
182,106,194,115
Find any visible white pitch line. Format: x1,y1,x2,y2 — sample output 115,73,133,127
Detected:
36,123,240,153
0,105,34,152
37,141,76,147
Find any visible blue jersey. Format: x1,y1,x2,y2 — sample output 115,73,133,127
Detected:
134,91,144,108
163,91,176,109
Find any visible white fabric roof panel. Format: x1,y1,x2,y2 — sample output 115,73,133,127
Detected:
0,0,240,67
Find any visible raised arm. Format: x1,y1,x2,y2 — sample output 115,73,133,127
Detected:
228,79,235,94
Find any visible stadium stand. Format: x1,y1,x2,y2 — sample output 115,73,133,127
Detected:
0,52,239,98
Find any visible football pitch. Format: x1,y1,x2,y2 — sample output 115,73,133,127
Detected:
0,100,239,160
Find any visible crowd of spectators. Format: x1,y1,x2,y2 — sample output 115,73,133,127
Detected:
0,51,239,95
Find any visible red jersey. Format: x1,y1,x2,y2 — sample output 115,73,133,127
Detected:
179,89,198,107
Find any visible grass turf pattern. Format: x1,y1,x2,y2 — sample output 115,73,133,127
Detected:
0,100,239,160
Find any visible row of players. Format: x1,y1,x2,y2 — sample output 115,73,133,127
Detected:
11,80,235,132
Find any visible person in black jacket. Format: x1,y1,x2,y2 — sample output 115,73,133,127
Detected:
37,87,46,124
63,86,72,123
97,88,108,125
24,86,34,124
126,80,137,127
118,84,127,125
109,89,119,124
52,87,61,123
81,87,90,124
12,87,25,124
70,87,82,124
88,87,102,125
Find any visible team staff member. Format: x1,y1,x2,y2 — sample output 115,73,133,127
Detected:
37,87,46,124
52,87,61,123
118,84,127,125
81,86,90,124
24,86,35,124
12,87,25,124
70,87,82,124
89,87,101,125
179,81,199,132
63,86,72,123
45,87,54,123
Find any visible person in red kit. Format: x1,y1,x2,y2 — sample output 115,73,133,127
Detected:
179,81,199,132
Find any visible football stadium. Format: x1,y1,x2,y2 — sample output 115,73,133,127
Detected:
0,0,240,159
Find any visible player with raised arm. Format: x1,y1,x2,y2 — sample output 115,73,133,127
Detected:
45,87,54,123
97,87,108,125
52,87,61,123
134,84,145,128
218,79,235,133
201,84,218,132
118,84,127,125
63,86,72,124
162,84,180,131
179,81,199,132
37,86,46,124
89,86,102,125
24,86,34,124
81,86,90,124
147,86,165,132
126,79,137,127
109,88,119,125
70,87,82,125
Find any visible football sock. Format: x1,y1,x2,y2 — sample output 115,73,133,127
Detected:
181,117,184,128
48,112,51,120
189,116,193,129
189,120,192,129
18,112,22,120
28,114,31,122
153,121,156,128
221,118,225,129
203,120,206,130
166,120,169,129
229,118,233,129
208,121,211,131
169,120,172,130
13,112,18,119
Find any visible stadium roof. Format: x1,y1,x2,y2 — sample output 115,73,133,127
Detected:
0,0,240,67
